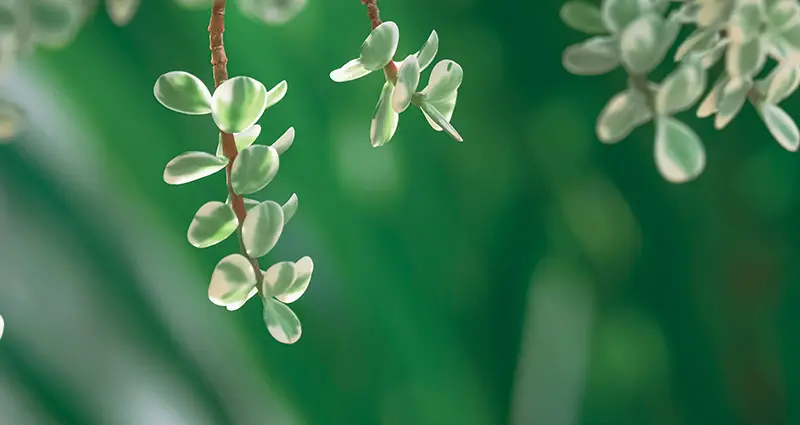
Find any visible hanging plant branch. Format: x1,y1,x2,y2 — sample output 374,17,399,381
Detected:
329,0,465,146
152,0,313,344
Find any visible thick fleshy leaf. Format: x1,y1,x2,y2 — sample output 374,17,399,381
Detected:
654,117,706,183
601,0,644,33
715,76,752,129
726,37,766,76
420,100,463,142
727,0,763,43
263,298,302,344
562,36,620,75
422,60,463,102
763,62,800,104
697,76,726,118
282,193,299,225
211,76,268,134
187,201,238,248
620,13,674,75
0,313,3,339
208,254,257,307
107,0,140,26
271,127,295,155
154,71,213,115
415,30,439,71
393,55,421,113
696,0,734,27
231,145,280,195
265,80,288,110
675,29,719,61
330,58,372,82
276,256,313,304
699,39,727,69
262,261,297,296
215,124,262,157
561,1,608,34
371,82,400,147
241,200,285,258
767,0,799,30
656,61,706,115
761,102,800,151
360,21,400,71
163,152,228,185
596,89,652,143
226,287,258,312
421,90,458,132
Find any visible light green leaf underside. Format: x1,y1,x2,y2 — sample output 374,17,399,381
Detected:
393,55,421,113
360,21,400,71
265,80,288,110
271,127,295,155
163,152,228,185
330,58,372,82
371,82,399,147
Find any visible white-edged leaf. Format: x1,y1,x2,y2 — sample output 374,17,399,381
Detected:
241,200,285,258
231,145,280,195
276,256,313,304
415,30,439,71
163,152,228,185
393,55,421,113
656,62,706,115
208,254,257,307
761,102,800,151
263,298,302,344
360,21,400,71
596,88,652,143
282,193,299,225
697,77,725,118
187,201,238,248
154,71,212,115
265,80,288,109
696,0,734,27
262,261,297,296
561,1,608,34
419,100,463,142
601,0,644,33
216,124,262,157
654,116,706,183
562,36,620,75
767,0,800,31
715,76,752,129
371,82,399,147
727,0,763,43
330,58,372,82
675,29,718,61
763,62,800,104
226,287,258,312
421,90,458,132
271,127,295,155
211,76,268,134
726,37,766,77
620,13,670,74
422,60,463,102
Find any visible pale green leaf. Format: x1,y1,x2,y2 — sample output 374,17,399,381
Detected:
675,29,718,61
415,30,439,71
187,201,238,248
727,0,764,43
371,82,399,147
601,0,644,33
237,0,307,25
761,102,800,151
226,287,258,312
211,76,268,134
106,0,140,26
619,13,672,75
393,55,421,113
562,36,620,75
330,58,372,82
271,127,295,155
163,152,228,185
0,313,3,339
276,256,313,304
360,21,400,71
263,298,302,344
696,0,734,27
265,80,288,110
282,193,299,226
226,196,260,211
654,117,706,183
767,0,799,30
419,100,463,142
422,60,463,102
596,88,652,143
241,200,285,258
29,0,82,48
726,37,766,76
208,254,257,307
262,261,297,296
154,71,213,115
231,145,280,195
215,124,262,157
656,62,706,115
763,62,800,104
697,76,726,118
561,1,608,34
715,76,752,129
420,90,457,132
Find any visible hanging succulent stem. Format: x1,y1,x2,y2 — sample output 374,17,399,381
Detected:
209,0,264,284
361,0,398,83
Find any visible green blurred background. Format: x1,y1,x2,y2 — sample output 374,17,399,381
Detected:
1,0,798,424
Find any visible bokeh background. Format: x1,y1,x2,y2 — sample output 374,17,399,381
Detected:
1,0,798,424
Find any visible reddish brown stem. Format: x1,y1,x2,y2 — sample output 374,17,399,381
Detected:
209,0,263,282
360,0,398,83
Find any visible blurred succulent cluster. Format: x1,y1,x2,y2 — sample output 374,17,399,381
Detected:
153,71,313,344
561,0,800,183
330,22,464,146
172,0,308,25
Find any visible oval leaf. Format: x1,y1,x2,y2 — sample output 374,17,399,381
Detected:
263,298,302,344
561,1,607,34
393,55,421,113
231,145,280,195
262,261,297,296
107,0,140,26
282,193,299,226
422,60,463,102
216,124,262,157
226,287,258,312
415,30,439,71
271,127,295,155
715,76,752,129
209,254,257,307
212,76,268,134
761,102,800,151
656,62,706,115
371,82,400,147
241,200,285,258
187,201,238,248
154,71,213,115
164,152,228,185
360,21,400,71
276,256,313,304
620,14,669,75
726,37,766,77
265,80,288,110
562,36,620,75
654,117,706,183
596,89,652,143
763,62,800,104
330,58,372,82
601,0,643,33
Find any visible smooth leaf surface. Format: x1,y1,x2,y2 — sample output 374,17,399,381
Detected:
371,82,399,147
241,200,285,258
154,71,212,115
271,127,295,155
226,288,258,312
263,298,302,344
282,193,299,226
596,89,652,143
262,261,297,296
265,80,288,110
360,21,399,71
561,1,608,34
601,0,644,33
562,36,620,75
163,152,228,185
422,60,463,102
715,76,752,129
276,256,313,304
393,55,421,113
415,30,439,71
656,62,706,115
231,145,280,195
215,124,262,157
420,100,463,142
208,254,257,307
763,62,800,104
726,37,765,76
187,201,238,248
330,59,372,82
761,102,800,151
620,13,670,74
654,117,706,183
421,90,458,132
212,76,268,134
